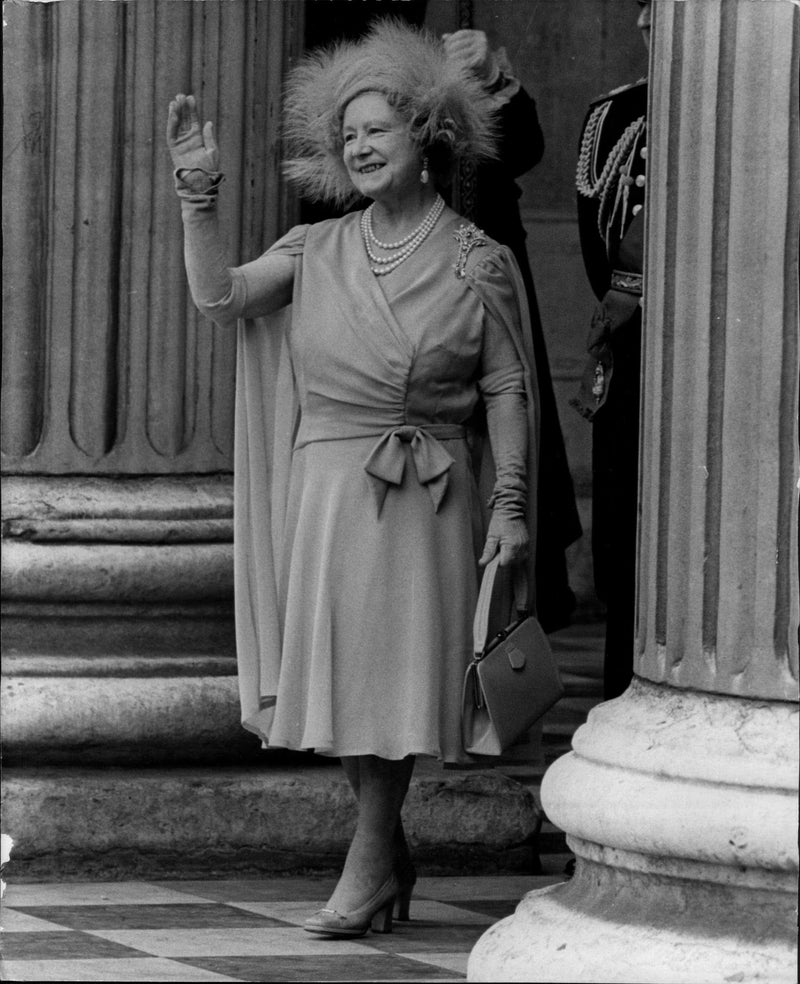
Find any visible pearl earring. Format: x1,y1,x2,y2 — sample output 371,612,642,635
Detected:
420,155,430,185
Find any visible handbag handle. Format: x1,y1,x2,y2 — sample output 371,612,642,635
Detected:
473,556,529,656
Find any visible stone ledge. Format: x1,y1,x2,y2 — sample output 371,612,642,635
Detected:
1,762,543,881
2,673,254,765
1,474,233,526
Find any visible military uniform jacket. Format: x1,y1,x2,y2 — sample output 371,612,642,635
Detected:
572,78,647,420
576,78,647,300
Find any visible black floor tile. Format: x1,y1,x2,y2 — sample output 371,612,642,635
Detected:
8,903,289,930
181,953,464,982
159,878,338,903
0,930,150,960
443,899,519,919
364,922,491,954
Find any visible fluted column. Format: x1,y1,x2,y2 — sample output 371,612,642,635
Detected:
2,0,298,474
1,0,303,766
469,2,798,980
636,0,798,700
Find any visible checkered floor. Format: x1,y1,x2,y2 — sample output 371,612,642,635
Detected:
1,623,596,981
0,871,567,981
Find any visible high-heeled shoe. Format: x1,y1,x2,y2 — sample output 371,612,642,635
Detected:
394,855,417,921
303,873,399,938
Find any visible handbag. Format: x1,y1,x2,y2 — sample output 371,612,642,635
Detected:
461,555,564,756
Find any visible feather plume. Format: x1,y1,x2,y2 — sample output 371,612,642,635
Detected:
283,19,499,207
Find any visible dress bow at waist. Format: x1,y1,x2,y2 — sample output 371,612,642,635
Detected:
363,424,464,516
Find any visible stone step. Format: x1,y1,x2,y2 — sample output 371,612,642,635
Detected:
1,626,603,882
2,761,547,882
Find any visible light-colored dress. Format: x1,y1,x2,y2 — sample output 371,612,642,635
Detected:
185,205,538,763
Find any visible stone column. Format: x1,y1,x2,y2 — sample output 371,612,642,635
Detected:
469,1,799,980
1,0,304,870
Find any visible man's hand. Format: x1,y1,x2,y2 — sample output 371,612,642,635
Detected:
443,29,499,86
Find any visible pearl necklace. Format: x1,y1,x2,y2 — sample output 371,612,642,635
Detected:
361,194,445,276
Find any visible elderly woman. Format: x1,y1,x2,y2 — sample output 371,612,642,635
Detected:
167,20,538,939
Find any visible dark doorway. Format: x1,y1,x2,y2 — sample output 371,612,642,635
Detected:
304,0,428,49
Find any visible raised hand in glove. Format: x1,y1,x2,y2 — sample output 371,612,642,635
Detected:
442,29,500,86
166,93,220,193
479,512,529,567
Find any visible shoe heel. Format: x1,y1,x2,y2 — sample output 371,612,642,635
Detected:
370,899,394,934
394,883,412,921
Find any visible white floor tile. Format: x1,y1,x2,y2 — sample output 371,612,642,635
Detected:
3,882,214,907
229,897,495,926
0,957,240,982
399,951,471,974
0,907,68,932
86,926,382,958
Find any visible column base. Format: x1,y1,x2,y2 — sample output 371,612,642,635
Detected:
469,852,795,983
2,475,241,764
1,656,258,765
468,679,798,982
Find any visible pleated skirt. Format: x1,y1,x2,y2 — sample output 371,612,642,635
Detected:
266,435,482,763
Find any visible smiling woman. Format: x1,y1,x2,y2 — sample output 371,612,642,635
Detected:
342,92,446,273
342,93,424,206
166,18,540,942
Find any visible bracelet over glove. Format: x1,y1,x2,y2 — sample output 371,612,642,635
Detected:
173,167,225,205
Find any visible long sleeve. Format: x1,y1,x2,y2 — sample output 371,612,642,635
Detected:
465,241,540,591
479,321,528,520
494,86,545,178
469,85,543,267
180,199,246,326
178,191,304,326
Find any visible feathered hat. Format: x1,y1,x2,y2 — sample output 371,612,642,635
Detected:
282,18,499,207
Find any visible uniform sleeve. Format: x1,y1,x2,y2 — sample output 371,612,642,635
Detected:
576,103,612,300
494,87,545,178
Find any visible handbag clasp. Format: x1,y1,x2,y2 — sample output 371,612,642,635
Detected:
507,645,526,671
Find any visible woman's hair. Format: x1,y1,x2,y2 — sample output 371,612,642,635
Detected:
283,19,499,207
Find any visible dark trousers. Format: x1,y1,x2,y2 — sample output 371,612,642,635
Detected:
591,320,641,700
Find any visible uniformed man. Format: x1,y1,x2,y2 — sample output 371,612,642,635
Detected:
572,0,651,699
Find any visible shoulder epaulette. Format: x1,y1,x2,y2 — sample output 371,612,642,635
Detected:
589,76,647,108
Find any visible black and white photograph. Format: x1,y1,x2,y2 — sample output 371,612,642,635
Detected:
1,0,798,981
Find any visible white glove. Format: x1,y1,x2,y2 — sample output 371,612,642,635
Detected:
166,93,221,193
479,512,529,567
479,376,529,567
442,29,500,86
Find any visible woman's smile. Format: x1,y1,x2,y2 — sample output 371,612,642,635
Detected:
342,91,423,204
